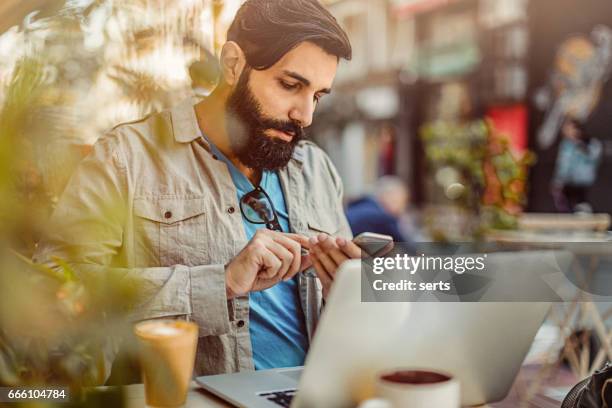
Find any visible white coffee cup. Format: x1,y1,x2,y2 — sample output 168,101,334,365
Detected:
375,368,460,408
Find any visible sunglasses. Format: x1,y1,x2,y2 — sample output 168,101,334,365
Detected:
240,185,311,260
239,186,283,232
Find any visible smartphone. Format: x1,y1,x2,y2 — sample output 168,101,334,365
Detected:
352,232,394,257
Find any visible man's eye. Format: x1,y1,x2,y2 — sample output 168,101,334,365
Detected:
280,80,299,90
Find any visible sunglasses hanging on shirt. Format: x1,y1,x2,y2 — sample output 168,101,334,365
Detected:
239,186,283,232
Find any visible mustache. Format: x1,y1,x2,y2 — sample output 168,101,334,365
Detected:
258,117,304,139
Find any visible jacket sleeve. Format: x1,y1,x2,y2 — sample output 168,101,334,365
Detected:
320,149,353,240
33,133,231,337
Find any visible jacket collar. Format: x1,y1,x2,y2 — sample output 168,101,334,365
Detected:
170,97,202,144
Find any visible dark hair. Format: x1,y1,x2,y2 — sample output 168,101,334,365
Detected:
227,0,352,70
565,117,591,149
565,118,591,142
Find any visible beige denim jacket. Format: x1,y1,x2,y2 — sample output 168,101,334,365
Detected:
34,98,352,379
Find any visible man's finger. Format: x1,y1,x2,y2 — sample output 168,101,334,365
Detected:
253,242,284,279
312,245,338,277
299,253,313,273
336,237,362,259
311,257,332,289
316,233,334,251
266,240,294,280
326,246,349,267
282,233,311,248
270,233,302,279
311,234,346,265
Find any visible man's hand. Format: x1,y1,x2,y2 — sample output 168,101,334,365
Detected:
225,229,311,298
308,233,361,298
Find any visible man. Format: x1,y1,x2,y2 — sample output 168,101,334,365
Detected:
551,118,602,213
34,0,360,379
347,176,410,243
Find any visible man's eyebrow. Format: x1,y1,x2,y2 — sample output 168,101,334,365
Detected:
282,70,331,94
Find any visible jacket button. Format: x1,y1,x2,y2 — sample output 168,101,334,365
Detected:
237,320,245,328
164,211,172,219
227,206,235,214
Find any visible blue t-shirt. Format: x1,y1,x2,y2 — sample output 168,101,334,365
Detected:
205,139,308,370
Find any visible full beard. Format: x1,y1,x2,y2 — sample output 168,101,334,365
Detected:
225,69,306,172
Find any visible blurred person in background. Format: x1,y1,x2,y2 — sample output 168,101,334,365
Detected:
551,118,603,213
346,176,414,247
34,0,359,380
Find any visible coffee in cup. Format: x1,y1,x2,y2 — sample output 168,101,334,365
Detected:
376,369,460,408
134,319,198,408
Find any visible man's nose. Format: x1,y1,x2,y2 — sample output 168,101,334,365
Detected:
288,97,315,128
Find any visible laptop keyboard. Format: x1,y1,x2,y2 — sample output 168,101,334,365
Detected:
258,389,297,407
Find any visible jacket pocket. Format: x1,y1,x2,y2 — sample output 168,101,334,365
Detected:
306,204,341,236
133,197,209,266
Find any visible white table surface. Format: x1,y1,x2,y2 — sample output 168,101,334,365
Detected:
118,381,497,408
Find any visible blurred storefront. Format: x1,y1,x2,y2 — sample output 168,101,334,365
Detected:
315,0,530,203
409,0,529,205
313,0,417,199
318,0,612,222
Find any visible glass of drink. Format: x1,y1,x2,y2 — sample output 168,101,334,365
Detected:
134,320,198,408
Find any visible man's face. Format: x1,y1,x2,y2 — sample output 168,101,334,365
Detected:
562,120,579,141
225,41,339,171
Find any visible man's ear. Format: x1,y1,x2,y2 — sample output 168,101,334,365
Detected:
220,41,246,86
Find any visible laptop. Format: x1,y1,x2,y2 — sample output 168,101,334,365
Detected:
196,251,569,407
